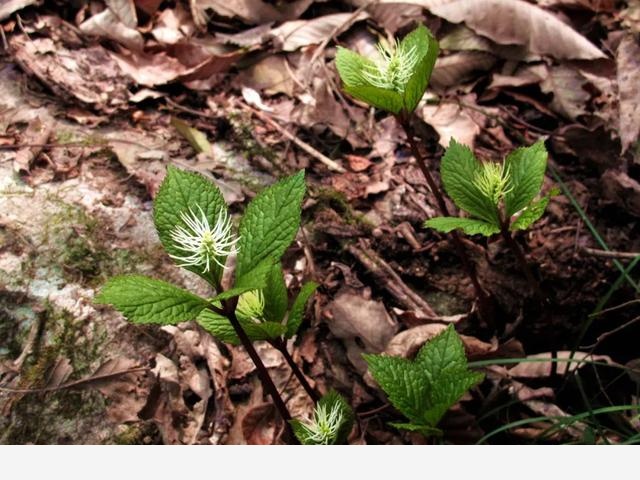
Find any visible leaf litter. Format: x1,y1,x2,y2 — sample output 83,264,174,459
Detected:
0,0,639,445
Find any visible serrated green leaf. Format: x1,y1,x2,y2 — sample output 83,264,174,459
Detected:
415,325,485,426
95,275,209,325
212,258,275,302
401,25,439,114
263,263,288,323
154,166,228,283
504,140,548,217
364,354,430,424
197,309,286,344
291,390,355,445
364,325,484,433
440,139,500,224
285,281,319,338
236,171,306,278
510,195,550,231
389,422,442,436
425,216,500,236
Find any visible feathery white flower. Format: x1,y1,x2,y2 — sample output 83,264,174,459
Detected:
298,401,344,445
361,39,420,93
169,205,238,273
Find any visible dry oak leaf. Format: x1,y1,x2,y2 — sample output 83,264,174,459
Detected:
366,0,605,60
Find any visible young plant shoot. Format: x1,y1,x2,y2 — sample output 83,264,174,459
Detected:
364,325,484,437
291,390,355,445
336,25,492,319
96,166,319,439
424,140,555,294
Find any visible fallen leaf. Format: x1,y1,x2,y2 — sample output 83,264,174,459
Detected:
0,0,40,21
238,55,296,97
431,51,496,89
171,117,214,154
368,0,605,59
79,8,144,52
508,351,613,378
617,35,640,152
601,169,640,217
325,289,398,372
346,154,372,172
540,65,591,120
190,0,313,26
105,0,138,28
272,12,369,52
421,101,481,147
12,36,131,111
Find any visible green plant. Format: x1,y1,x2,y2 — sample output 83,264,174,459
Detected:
290,390,355,445
364,325,483,436
424,140,556,296
336,25,493,321
96,166,320,440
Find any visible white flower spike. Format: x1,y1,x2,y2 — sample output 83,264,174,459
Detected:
362,39,420,93
169,205,238,273
298,401,344,445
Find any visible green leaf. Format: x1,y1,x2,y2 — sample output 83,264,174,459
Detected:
425,217,500,236
154,166,228,283
236,171,306,278
364,325,484,432
335,47,405,114
263,263,288,323
95,275,209,325
364,354,430,423
401,25,439,114
290,390,355,445
504,140,548,217
510,196,550,231
414,325,484,426
285,281,319,338
212,258,275,302
388,422,442,437
440,139,500,224
197,309,286,344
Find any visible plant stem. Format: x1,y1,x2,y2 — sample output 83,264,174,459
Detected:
270,339,320,402
499,224,544,301
398,116,492,319
219,301,298,442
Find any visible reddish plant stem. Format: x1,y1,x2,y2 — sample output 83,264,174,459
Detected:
270,339,320,402
398,117,492,316
220,300,298,443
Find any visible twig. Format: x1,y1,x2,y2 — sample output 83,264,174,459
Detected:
346,242,437,318
581,247,640,260
239,101,346,173
0,367,149,393
308,2,372,67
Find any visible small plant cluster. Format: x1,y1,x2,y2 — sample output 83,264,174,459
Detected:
336,25,554,428
96,23,553,445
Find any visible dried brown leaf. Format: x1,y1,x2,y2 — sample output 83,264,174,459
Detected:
79,9,144,52
325,290,398,372
272,12,368,52
617,35,640,152
371,0,605,59
508,351,613,378
190,0,313,26
0,0,40,21
540,65,591,120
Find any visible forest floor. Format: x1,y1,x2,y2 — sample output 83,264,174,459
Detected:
0,0,639,444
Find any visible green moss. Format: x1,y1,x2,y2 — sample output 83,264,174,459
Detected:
312,186,373,229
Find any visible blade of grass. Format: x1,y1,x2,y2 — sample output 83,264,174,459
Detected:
476,404,638,444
